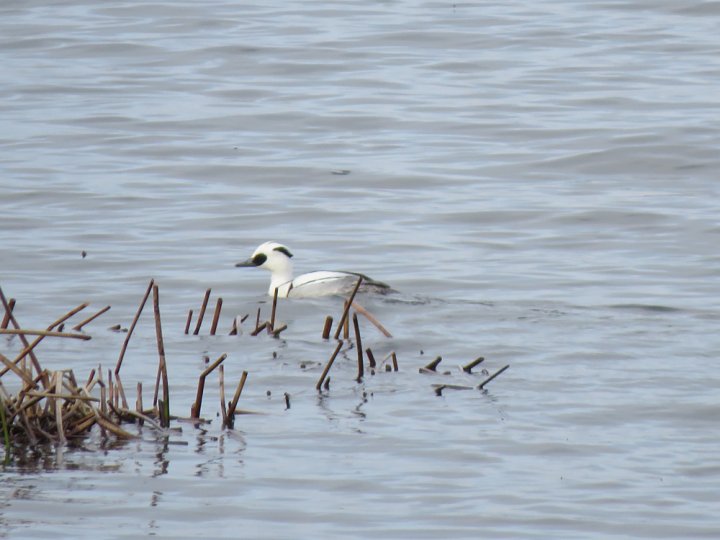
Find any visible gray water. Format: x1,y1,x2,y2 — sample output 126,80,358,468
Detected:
2,1,719,538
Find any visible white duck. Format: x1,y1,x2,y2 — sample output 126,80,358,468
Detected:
235,241,393,298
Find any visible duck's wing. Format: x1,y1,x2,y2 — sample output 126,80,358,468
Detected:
288,271,393,298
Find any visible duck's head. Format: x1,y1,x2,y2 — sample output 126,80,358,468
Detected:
235,241,294,277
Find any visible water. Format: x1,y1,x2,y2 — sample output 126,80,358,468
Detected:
2,1,719,538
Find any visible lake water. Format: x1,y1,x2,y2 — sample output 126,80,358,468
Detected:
1,1,719,538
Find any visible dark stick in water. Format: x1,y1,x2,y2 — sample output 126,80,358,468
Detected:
462,356,485,374
71,305,111,331
193,289,211,335
353,313,364,382
322,316,333,340
478,365,510,390
210,298,223,335
333,276,363,340
317,341,343,391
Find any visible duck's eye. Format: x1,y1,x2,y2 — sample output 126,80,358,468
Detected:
273,246,293,258
252,253,267,266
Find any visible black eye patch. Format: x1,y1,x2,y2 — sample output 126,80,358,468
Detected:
273,246,293,258
252,253,267,266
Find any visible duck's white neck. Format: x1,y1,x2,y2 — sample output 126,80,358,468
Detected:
269,267,294,298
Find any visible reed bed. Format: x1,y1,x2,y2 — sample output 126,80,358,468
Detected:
2,275,510,461
0,282,251,462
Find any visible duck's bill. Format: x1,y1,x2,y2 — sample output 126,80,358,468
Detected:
235,258,257,267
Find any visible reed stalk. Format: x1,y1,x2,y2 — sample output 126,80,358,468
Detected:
184,310,193,335
193,289,212,335
152,285,170,427
316,341,343,391
478,365,510,390
71,305,111,331
462,357,485,374
350,301,392,338
352,313,363,382
321,316,333,339
420,356,442,373
333,277,363,340
269,287,279,332
0,298,15,329
116,279,154,374
210,298,223,335
0,328,91,340
365,348,377,369
190,353,227,419
227,371,248,428
219,364,227,426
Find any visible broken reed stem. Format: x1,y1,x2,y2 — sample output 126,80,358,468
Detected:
210,298,223,335
254,307,261,332
152,284,170,427
391,352,398,371
193,289,211,335
322,316,333,340
1,396,11,460
55,372,66,444
333,276,363,340
1,288,86,387
350,301,393,338
365,348,377,368
71,305,111,331
229,317,238,335
116,279,154,375
184,310,193,334
316,341,343,391
0,328,91,340
271,324,287,338
343,303,350,339
462,356,485,373
251,321,268,336
107,370,114,410
136,382,144,426
353,313,364,381
227,370,248,422
478,365,510,390
11,302,88,378
0,298,15,329
219,365,227,426
0,352,34,387
269,287,279,331
190,353,227,418
421,356,443,373
115,371,128,409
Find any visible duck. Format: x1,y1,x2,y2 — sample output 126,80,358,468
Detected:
235,241,393,298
